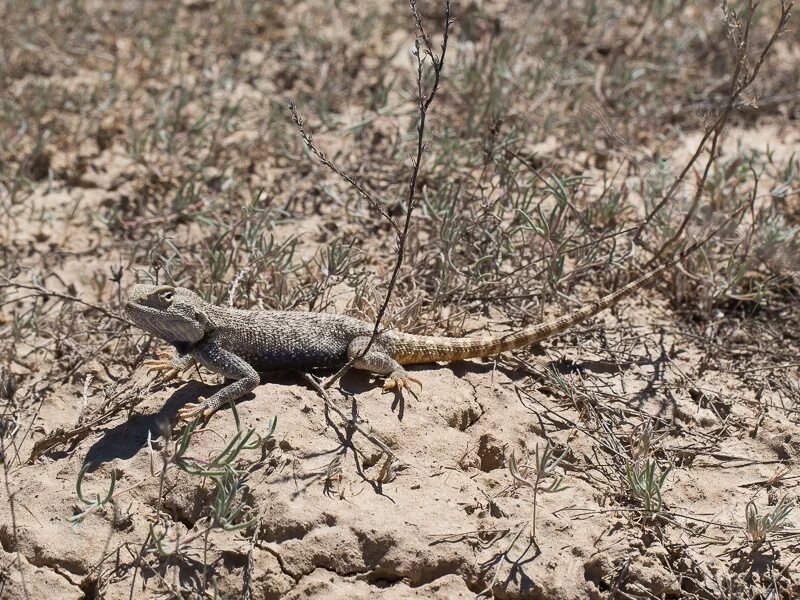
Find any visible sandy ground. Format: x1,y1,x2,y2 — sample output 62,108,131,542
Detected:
2,1,799,598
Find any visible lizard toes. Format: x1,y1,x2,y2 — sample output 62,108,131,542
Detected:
144,359,179,382
383,374,422,392
159,369,180,383
177,397,207,422
143,358,169,372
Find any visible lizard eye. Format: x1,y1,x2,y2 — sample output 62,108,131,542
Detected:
160,291,174,303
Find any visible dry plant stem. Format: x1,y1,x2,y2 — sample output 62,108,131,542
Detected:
482,525,527,598
0,277,136,327
290,0,452,389
3,385,43,468
287,103,398,234
653,0,793,260
242,520,261,600
1,457,30,600
361,0,452,355
302,372,403,465
634,0,792,254
127,529,153,600
127,445,171,600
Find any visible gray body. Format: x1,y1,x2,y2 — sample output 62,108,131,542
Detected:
204,308,372,370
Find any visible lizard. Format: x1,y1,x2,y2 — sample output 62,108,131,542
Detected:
125,257,679,422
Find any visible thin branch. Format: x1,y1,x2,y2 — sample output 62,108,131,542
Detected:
290,0,454,389
1,456,30,600
287,103,399,234
302,372,404,464
361,0,452,358
0,277,136,327
634,0,793,256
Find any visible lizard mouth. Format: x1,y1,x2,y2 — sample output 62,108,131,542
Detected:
125,301,165,333
124,299,156,321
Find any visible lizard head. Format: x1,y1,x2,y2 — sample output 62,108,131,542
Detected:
125,284,211,344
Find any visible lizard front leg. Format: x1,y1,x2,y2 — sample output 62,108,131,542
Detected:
176,337,260,421
347,337,422,391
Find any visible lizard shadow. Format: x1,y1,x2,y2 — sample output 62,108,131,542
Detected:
396,352,675,420
546,355,656,375
83,368,322,471
82,349,669,472
337,360,522,395
335,360,521,422
82,380,224,472
82,366,404,473
337,370,411,419
446,359,523,380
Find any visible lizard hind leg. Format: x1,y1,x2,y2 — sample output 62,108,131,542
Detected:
347,337,422,392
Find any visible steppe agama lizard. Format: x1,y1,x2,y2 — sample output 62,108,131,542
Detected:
126,261,673,420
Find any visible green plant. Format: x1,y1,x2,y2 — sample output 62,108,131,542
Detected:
745,496,795,547
508,442,569,546
623,422,672,520
624,458,672,518
70,416,276,539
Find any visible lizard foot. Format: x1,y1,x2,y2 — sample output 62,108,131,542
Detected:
383,371,423,392
144,354,192,384
144,358,180,382
176,397,214,422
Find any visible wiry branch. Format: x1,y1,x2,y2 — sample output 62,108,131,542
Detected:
287,103,399,234
302,372,403,464
635,0,793,259
363,0,452,358
290,0,453,389
0,275,136,327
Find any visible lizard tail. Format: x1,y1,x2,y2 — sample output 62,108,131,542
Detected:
390,260,673,365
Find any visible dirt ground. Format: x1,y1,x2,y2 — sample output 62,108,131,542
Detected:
2,1,800,598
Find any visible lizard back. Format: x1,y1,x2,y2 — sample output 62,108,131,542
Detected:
208,307,373,370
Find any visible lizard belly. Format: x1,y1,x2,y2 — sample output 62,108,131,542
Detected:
218,324,351,372
243,345,348,371
214,310,369,372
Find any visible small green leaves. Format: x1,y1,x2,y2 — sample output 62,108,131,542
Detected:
70,416,276,547
624,458,672,518
508,442,570,544
745,496,795,547
68,463,118,528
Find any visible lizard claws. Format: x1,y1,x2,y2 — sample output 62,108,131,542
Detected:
144,358,181,383
176,396,213,422
144,353,193,385
383,373,423,392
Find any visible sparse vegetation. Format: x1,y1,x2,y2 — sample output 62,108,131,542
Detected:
1,0,799,598
508,442,569,545
745,495,795,548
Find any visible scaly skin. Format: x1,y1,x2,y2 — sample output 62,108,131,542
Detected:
125,260,672,421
